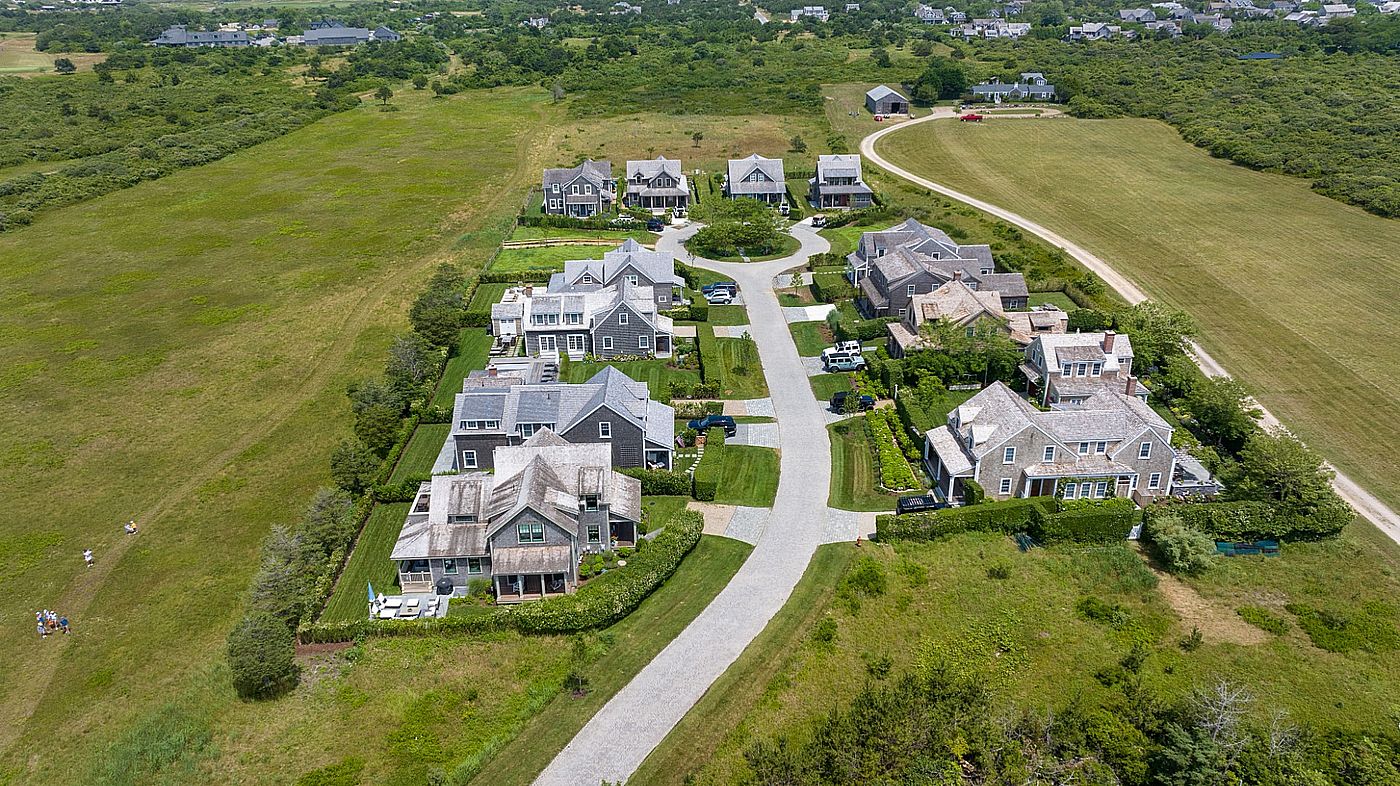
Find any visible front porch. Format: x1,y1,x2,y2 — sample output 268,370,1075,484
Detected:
494,572,571,604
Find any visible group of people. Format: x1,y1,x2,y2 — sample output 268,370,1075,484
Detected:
35,609,69,638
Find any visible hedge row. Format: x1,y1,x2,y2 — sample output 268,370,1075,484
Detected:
691,427,727,501
297,511,704,644
1146,499,1350,542
662,301,709,322
865,409,921,491
620,467,692,496
876,497,1055,542
811,271,855,303
479,270,553,284
1030,499,1139,544
829,312,899,342
667,380,722,400
671,400,725,419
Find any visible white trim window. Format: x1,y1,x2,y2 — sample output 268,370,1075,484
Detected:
906,284,916,296
1149,472,1162,490
602,336,614,350
625,275,639,285
619,312,629,326
517,520,545,543
1043,445,1055,462
1002,446,1016,464
1095,441,1107,455
1063,482,1077,500
552,183,560,193
443,559,458,575
467,557,483,575
1139,441,1152,460
461,450,477,469
1095,481,1108,497
998,477,1012,494
587,523,601,544
1078,442,1090,456
599,421,612,439
1061,363,1072,377
638,335,650,350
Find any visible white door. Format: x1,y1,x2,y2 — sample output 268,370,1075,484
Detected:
538,334,557,353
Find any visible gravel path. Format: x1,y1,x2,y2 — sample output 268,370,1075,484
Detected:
862,111,1400,547
533,220,836,785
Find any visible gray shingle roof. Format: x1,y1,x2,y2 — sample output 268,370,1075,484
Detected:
865,84,907,102
492,545,573,574
543,159,613,190
726,154,787,195
555,240,682,292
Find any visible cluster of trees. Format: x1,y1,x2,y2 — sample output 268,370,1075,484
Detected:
746,663,1400,784
688,197,790,258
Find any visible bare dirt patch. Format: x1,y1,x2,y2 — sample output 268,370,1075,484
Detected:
1135,546,1268,646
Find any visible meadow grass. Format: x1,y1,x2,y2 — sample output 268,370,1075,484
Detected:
816,223,868,258
827,418,900,512
0,86,559,777
321,503,412,624
488,244,607,274
388,424,451,483
713,446,780,508
0,33,105,74
507,225,654,244
875,116,1400,509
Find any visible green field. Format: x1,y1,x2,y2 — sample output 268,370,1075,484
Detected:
816,223,868,258
827,418,900,512
320,503,412,624
656,525,1400,784
876,116,1400,510
713,446,781,508
0,87,556,776
809,372,852,401
488,244,607,274
431,329,493,409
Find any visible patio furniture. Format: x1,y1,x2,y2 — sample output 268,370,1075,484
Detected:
397,606,419,618
377,608,397,619
382,597,403,609
404,597,420,608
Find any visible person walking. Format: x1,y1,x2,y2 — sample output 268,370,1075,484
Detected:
83,549,94,568
59,617,70,634
38,622,48,638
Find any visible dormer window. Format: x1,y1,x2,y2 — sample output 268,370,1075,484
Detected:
1061,363,1072,377
1091,362,1102,376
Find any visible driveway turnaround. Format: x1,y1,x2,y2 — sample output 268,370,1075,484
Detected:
534,221,835,785
861,113,1400,547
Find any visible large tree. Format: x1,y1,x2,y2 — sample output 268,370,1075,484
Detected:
1184,376,1259,454
912,57,968,102
1115,301,1196,370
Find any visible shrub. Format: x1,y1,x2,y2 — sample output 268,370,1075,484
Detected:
841,556,888,598
986,562,1012,580
865,410,920,491
876,497,1054,542
619,467,691,496
812,617,838,645
329,440,379,494
1144,514,1216,575
1076,596,1131,628
372,476,426,503
1030,499,1137,544
962,479,985,506
1146,499,1347,542
811,271,855,302
1236,606,1287,635
227,612,299,699
691,427,726,501
1285,602,1400,654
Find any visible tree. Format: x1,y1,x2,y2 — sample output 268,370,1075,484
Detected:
911,39,935,57
1067,307,1113,332
691,131,704,148
913,57,968,102
53,57,76,75
355,403,402,456
1114,301,1196,370
248,526,314,626
385,333,438,400
551,79,565,102
412,74,428,89
1183,376,1259,454
299,489,357,556
871,47,891,68
227,612,299,699
1224,432,1336,512
409,287,466,349
1146,514,1216,575
789,135,807,153
330,439,379,493
375,85,393,105
565,634,590,696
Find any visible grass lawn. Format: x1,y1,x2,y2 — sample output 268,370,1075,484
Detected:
320,503,412,624
876,116,1400,510
431,329,493,409
0,86,557,775
660,524,1400,784
488,243,607,275
0,32,105,74
561,356,700,400
686,231,801,263
641,495,691,534
809,372,852,401
632,543,855,785
827,418,900,512
468,282,509,311
707,304,750,326
789,320,835,356
388,424,451,484
817,223,869,258
707,337,769,399
1027,291,1077,311
713,445,780,507
466,535,752,786
507,225,654,244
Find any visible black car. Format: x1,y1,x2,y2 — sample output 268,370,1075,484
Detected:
829,391,875,411
896,494,947,515
686,414,737,436
646,219,665,232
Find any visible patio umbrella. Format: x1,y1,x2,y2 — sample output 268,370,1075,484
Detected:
367,581,376,603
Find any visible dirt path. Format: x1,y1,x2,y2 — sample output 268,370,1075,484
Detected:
861,112,1400,549
0,99,554,759
1131,545,1268,646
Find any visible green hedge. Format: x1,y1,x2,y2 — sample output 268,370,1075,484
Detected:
1030,499,1138,544
297,511,704,644
865,409,920,491
620,467,692,496
830,312,898,342
894,392,937,435
478,270,553,284
691,427,726,501
1146,499,1350,542
876,497,1054,542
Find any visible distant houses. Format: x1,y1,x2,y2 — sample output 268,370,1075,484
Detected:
1067,21,1133,40
723,154,787,205
865,84,910,116
542,159,616,218
790,5,830,21
153,20,400,47
150,25,250,48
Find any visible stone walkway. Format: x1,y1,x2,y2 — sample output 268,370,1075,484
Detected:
732,422,780,449
782,303,836,323
712,325,753,338
535,221,837,786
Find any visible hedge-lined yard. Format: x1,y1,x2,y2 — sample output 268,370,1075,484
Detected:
321,503,412,624
714,446,781,508
388,424,450,484
828,418,901,512
431,329,493,409
789,320,835,357
488,244,607,274
561,356,701,401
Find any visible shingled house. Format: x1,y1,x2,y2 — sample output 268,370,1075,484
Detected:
390,433,643,602
865,84,910,114
808,154,874,210
490,278,674,360
624,157,689,212
885,277,1067,356
969,73,1057,101
724,154,788,205
846,218,1028,319
151,25,250,47
923,381,1176,504
543,159,616,217
450,365,674,472
547,239,684,307
1021,331,1149,406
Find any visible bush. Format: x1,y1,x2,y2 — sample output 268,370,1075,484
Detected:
1236,606,1288,636
865,409,920,491
1031,499,1137,544
619,467,691,496
876,497,1054,542
962,479,985,506
227,612,299,699
1146,499,1347,542
691,427,726,501
1144,514,1216,575
372,476,425,503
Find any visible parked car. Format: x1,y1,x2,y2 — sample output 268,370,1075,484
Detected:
646,218,665,232
829,391,875,411
824,354,867,372
701,281,738,296
705,289,734,305
896,494,947,515
820,341,862,361
810,214,827,228
687,414,737,436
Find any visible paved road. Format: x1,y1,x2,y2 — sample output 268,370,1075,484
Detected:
534,221,835,785
862,113,1400,546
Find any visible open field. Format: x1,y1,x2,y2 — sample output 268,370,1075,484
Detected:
827,418,900,512
198,534,750,784
656,525,1400,784
713,446,781,508
0,33,105,75
875,116,1400,510
0,87,557,779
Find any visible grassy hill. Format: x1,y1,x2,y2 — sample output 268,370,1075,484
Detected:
875,116,1400,511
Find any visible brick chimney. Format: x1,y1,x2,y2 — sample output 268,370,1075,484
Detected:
1102,330,1116,353
524,285,534,297
488,366,498,378
1125,376,1136,397
952,270,963,282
